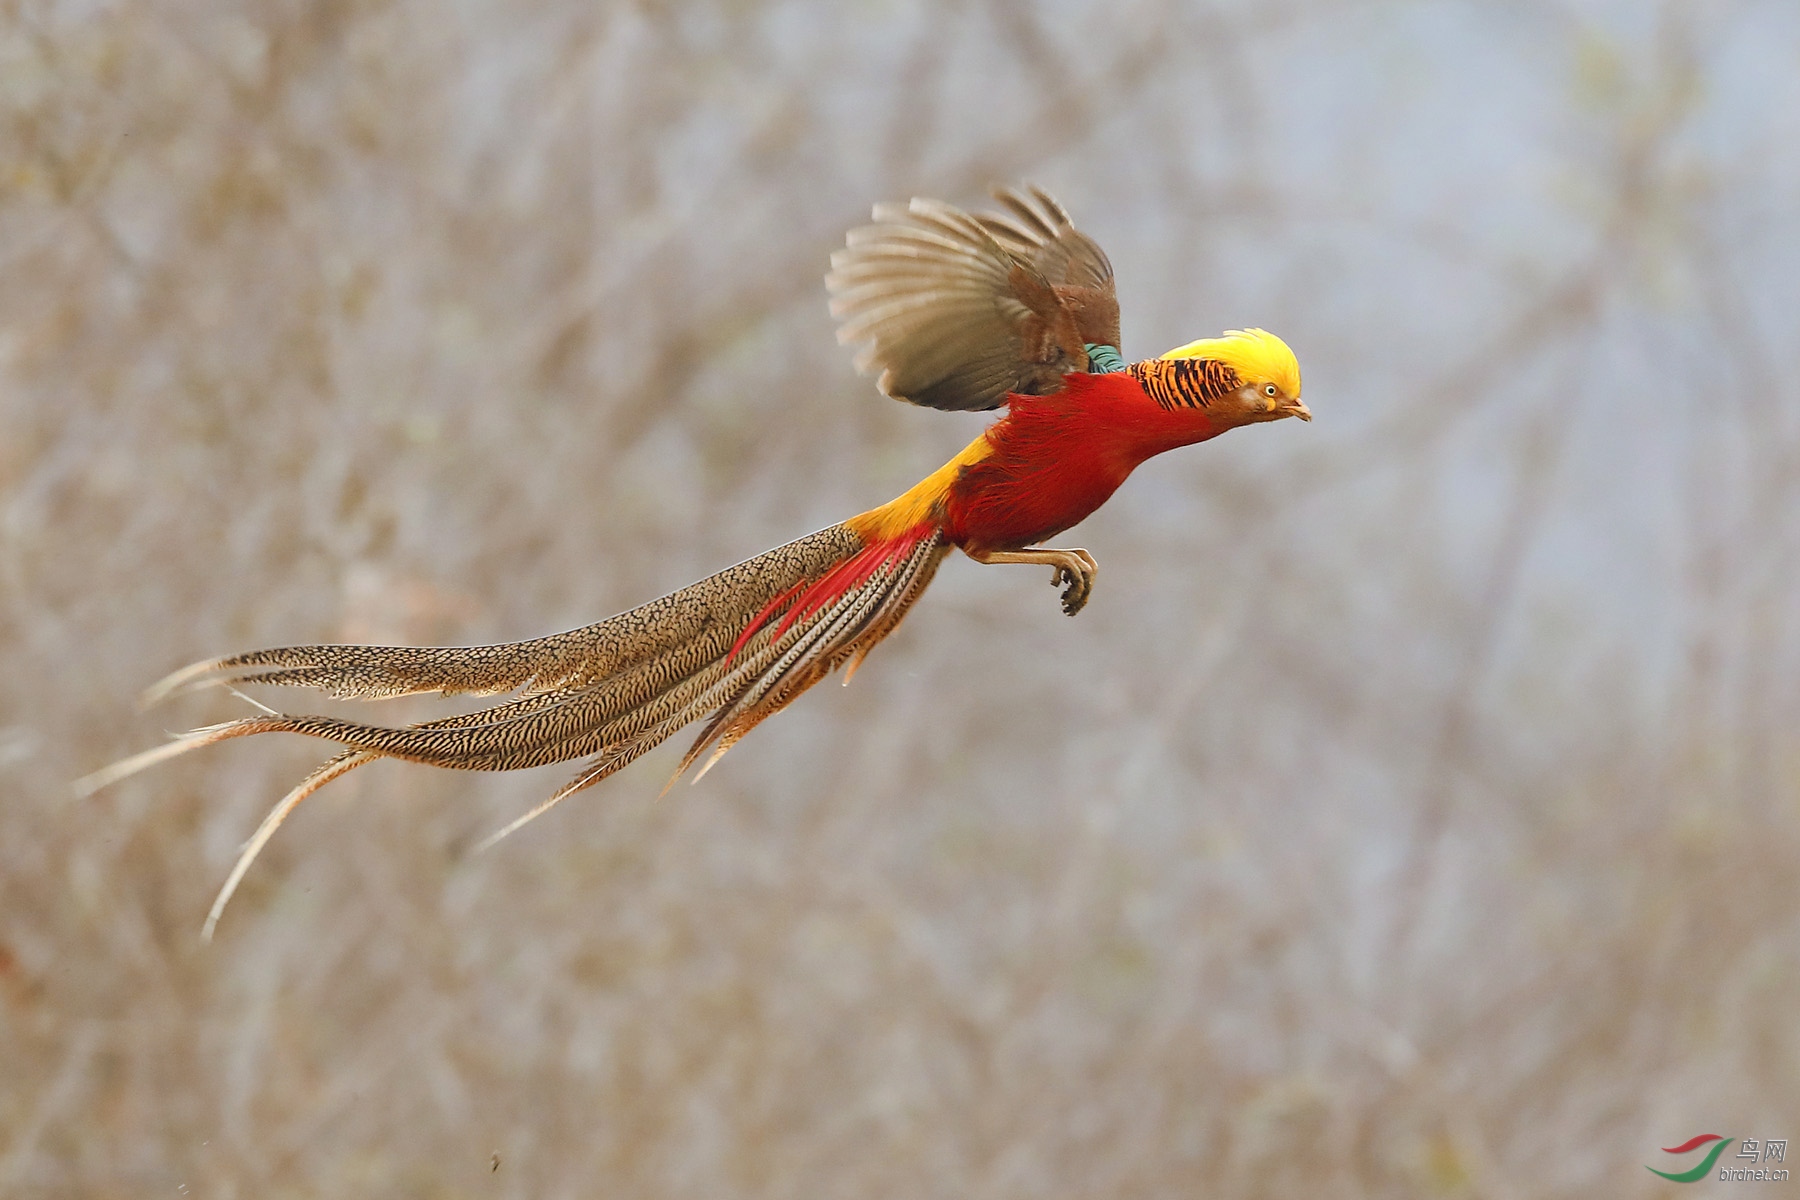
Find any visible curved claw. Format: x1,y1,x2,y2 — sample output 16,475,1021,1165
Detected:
1047,549,1097,615
1056,562,1093,615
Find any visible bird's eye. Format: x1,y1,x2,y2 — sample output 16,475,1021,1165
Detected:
1263,384,1278,397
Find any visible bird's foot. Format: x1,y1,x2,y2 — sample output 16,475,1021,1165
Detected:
1050,549,1097,616
963,545,1099,615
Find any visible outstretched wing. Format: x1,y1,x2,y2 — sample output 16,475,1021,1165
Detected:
826,185,1120,412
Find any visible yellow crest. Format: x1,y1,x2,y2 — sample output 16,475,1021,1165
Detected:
1159,328,1301,398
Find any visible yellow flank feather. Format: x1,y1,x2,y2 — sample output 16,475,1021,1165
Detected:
848,432,994,542
1159,328,1301,399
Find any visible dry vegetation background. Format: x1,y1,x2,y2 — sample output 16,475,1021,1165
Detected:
4,0,1799,1195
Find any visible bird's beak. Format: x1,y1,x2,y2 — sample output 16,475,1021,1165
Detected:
1286,399,1312,422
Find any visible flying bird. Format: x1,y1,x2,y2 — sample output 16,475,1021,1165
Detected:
79,185,1309,937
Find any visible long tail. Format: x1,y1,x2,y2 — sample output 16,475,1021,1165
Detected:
78,521,948,934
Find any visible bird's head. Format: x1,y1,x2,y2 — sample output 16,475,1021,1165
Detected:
1155,328,1309,426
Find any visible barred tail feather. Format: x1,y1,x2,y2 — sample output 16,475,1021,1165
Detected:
142,524,867,704
81,522,948,934
678,531,945,782
480,526,947,837
72,718,287,798
201,751,376,942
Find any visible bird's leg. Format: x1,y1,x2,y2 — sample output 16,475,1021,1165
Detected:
964,546,1098,616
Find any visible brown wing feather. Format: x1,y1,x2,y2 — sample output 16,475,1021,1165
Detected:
827,185,1113,412
977,185,1121,352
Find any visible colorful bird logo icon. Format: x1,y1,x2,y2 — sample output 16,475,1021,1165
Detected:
1648,1135,1735,1182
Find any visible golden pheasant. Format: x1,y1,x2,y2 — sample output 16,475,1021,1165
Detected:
81,185,1309,937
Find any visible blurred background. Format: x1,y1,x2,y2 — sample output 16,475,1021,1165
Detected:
4,0,1799,1195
